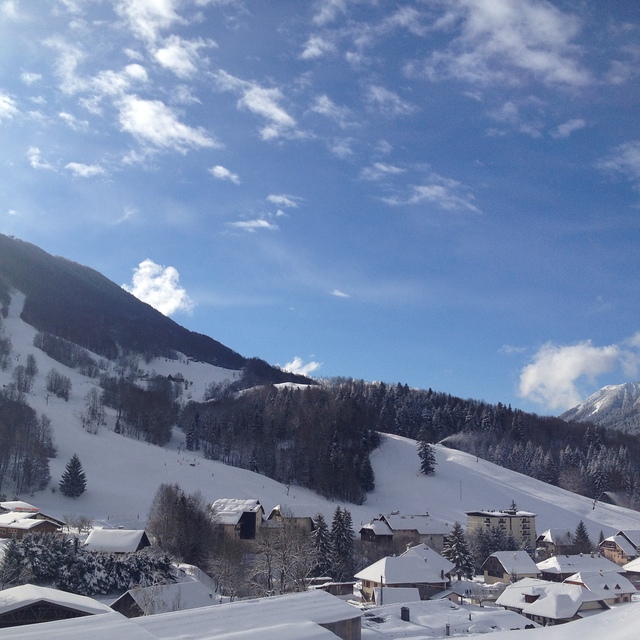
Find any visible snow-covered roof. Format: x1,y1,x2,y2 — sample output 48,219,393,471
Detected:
355,552,454,585
486,550,540,575
601,534,637,557
0,511,35,525
622,555,640,572
0,584,113,617
0,516,56,531
617,529,640,547
496,578,603,621
210,499,263,526
0,501,39,513
268,504,321,519
466,509,536,518
381,514,449,535
133,588,360,639
401,543,453,565
113,581,218,615
537,528,573,544
84,528,149,553
373,587,421,605
537,554,623,576
360,519,394,536
564,571,637,597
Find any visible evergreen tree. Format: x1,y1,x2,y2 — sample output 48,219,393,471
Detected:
359,455,375,493
311,513,332,577
417,439,437,475
330,507,355,582
574,520,592,554
59,453,87,497
441,522,474,580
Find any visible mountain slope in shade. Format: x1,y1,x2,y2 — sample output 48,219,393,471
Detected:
0,233,310,387
560,382,640,434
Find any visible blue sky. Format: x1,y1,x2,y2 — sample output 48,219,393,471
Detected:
1,0,640,415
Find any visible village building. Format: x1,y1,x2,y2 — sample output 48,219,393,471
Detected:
83,528,151,554
536,553,624,582
598,530,640,566
622,555,640,589
359,513,449,552
0,584,112,629
536,528,574,560
354,544,454,602
209,499,264,540
564,571,636,604
496,577,611,626
466,508,536,548
0,512,61,540
481,550,541,585
266,504,319,534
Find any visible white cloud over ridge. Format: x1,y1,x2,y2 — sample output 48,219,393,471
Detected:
519,335,640,412
122,258,195,316
281,356,321,376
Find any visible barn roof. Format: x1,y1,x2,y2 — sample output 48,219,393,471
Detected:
210,499,263,526
84,529,149,553
0,584,112,617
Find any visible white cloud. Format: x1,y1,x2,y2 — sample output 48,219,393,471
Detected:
597,141,640,188
20,72,42,85
312,0,346,26
153,35,215,78
310,95,352,127
7,209,18,216
116,0,183,43
122,258,195,316
367,85,417,117
93,64,148,97
519,340,622,411
117,94,219,152
330,138,354,158
331,289,350,298
228,219,278,232
65,162,105,177
44,37,86,95
209,165,240,184
412,0,590,88
300,35,336,60
361,162,405,181
27,147,55,170
281,356,321,376
59,111,88,131
383,173,479,212
267,194,299,208
551,117,586,139
0,92,18,122
215,70,300,141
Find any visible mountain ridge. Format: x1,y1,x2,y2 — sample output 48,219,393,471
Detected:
560,382,640,435
0,233,310,388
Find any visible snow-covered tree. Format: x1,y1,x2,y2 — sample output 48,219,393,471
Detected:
442,522,474,579
574,520,592,554
417,439,437,475
311,513,332,577
330,506,355,581
59,453,87,497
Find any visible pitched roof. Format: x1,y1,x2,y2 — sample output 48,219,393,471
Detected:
617,530,640,547
84,529,149,553
0,501,39,513
601,534,637,557
380,514,449,535
112,581,218,615
485,550,540,576
360,519,394,536
537,554,623,576
210,499,263,526
355,552,453,585
267,504,321,519
0,584,112,617
536,528,573,544
564,571,637,598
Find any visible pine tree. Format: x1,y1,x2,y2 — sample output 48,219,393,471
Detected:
330,507,355,582
59,454,87,497
441,522,474,580
311,513,332,577
574,520,592,554
417,439,437,475
359,455,375,493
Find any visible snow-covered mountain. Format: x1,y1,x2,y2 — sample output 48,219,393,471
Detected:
560,382,640,434
1,289,639,541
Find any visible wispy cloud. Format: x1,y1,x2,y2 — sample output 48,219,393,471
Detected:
408,0,590,88
214,70,300,141
267,194,299,208
597,140,640,188
281,356,321,376
0,92,18,122
153,35,216,78
300,35,336,60
228,219,278,232
312,0,347,27
360,162,405,181
20,72,42,85
27,147,55,170
116,0,184,44
366,85,417,117
331,289,350,298
383,173,479,212
65,162,105,177
310,94,352,127
551,117,586,139
116,94,219,152
59,111,88,131
209,165,240,184
122,258,195,316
